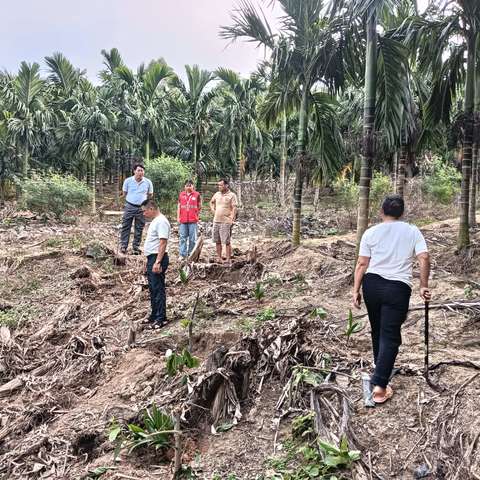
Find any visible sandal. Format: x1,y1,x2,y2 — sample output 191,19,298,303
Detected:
372,385,394,404
149,321,166,330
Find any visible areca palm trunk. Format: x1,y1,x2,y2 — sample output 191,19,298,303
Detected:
114,146,120,207
22,140,29,178
458,33,476,249
469,51,480,228
292,86,309,246
192,134,201,191
356,8,378,251
89,158,96,214
236,133,243,206
396,134,407,198
279,109,287,208
145,132,150,162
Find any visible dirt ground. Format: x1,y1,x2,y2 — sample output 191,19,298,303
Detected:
0,203,479,480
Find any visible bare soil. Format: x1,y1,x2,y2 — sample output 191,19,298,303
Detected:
0,205,479,480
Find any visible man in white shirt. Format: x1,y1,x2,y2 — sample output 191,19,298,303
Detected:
120,163,154,255
141,199,170,329
353,195,431,404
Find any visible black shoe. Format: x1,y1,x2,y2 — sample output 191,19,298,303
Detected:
120,247,127,255
132,248,142,256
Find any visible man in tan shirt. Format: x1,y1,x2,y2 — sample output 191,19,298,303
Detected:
209,179,238,266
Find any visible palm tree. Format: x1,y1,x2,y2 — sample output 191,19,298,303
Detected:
222,0,346,245
115,60,173,161
469,42,480,227
3,62,50,178
404,0,480,249
215,68,263,206
172,65,216,186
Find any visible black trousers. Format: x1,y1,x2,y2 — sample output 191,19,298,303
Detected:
146,253,169,324
121,202,145,250
362,273,411,388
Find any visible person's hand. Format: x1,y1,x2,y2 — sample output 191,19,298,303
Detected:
142,260,147,275
152,261,162,274
420,287,431,302
352,290,362,309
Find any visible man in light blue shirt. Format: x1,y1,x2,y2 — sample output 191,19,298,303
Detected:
120,163,154,254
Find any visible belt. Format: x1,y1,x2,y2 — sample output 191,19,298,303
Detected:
126,201,142,208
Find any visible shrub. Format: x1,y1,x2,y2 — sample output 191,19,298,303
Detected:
423,158,461,204
144,156,193,214
22,173,91,218
370,171,393,215
333,178,358,227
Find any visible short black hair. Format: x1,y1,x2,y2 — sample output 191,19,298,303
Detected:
141,199,158,210
184,179,194,186
382,194,404,219
133,163,145,172
218,178,230,186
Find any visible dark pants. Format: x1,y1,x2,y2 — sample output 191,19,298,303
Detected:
121,202,145,250
146,253,169,324
362,273,411,388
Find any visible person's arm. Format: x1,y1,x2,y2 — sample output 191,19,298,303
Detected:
121,179,128,197
230,194,238,222
152,239,167,273
209,195,216,214
353,256,370,308
148,180,154,199
417,252,431,301
198,194,202,212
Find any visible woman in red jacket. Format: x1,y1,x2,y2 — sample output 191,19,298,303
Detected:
177,180,202,260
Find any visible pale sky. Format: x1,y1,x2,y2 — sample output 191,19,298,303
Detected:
1,0,430,82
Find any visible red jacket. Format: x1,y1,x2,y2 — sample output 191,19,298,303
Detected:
178,191,201,223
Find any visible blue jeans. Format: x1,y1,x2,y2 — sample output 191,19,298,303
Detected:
179,223,198,258
146,253,169,324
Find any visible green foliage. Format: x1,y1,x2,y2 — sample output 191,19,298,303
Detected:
292,412,316,439
345,309,363,346
370,171,393,216
255,307,276,323
253,282,265,302
0,309,20,329
464,284,474,300
22,173,91,218
108,405,175,458
292,367,323,389
333,177,359,225
310,307,327,319
179,268,189,284
84,466,117,479
145,156,193,213
267,434,360,479
166,348,200,377
423,158,461,204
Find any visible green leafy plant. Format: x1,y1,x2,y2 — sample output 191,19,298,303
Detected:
310,307,327,319
253,282,265,302
22,173,92,218
84,466,117,479
145,156,193,216
255,307,276,323
179,268,189,284
369,171,393,216
345,309,363,346
423,157,461,204
166,349,200,377
464,284,474,300
109,405,175,458
318,437,361,469
292,412,316,439
0,309,21,329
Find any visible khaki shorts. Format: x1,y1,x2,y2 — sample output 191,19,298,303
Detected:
213,222,233,245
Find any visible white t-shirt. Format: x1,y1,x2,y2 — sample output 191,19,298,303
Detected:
143,214,170,255
359,221,428,287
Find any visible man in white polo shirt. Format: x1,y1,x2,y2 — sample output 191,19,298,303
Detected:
141,199,170,329
120,163,154,254
353,195,431,404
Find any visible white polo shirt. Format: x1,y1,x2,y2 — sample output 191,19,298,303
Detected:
144,214,170,255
